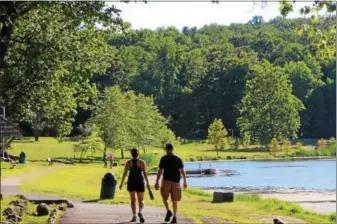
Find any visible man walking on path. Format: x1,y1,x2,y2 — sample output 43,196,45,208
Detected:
155,143,188,224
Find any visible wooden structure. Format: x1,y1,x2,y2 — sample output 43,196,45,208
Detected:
186,168,219,175
0,110,23,200
0,115,23,153
212,192,234,203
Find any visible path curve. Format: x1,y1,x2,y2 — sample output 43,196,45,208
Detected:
1,167,193,224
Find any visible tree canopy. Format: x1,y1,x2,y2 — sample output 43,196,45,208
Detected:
1,1,335,142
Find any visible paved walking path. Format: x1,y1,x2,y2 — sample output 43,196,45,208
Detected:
1,167,193,224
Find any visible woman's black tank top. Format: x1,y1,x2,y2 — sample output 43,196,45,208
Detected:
128,158,145,185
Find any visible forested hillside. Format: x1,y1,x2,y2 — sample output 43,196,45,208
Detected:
1,2,335,143
87,16,336,139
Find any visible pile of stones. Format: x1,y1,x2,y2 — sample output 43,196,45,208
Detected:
2,195,28,224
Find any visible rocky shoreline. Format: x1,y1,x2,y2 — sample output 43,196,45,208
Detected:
204,187,336,214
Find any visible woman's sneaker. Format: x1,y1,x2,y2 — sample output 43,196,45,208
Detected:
170,216,177,223
164,210,173,222
130,216,137,222
138,212,145,223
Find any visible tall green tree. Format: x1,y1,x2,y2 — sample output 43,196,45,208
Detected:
90,86,172,158
237,60,305,145
0,2,122,139
207,119,228,156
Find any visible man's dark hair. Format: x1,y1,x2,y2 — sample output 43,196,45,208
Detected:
131,148,139,158
165,143,174,151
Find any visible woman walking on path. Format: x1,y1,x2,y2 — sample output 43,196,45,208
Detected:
119,148,151,223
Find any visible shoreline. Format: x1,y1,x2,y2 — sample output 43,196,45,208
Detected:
204,188,336,214
185,156,336,163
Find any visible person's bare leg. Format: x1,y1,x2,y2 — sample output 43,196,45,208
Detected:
136,192,144,213
129,192,137,222
163,198,170,210
172,201,178,217
137,192,145,223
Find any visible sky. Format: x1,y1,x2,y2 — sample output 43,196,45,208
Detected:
110,1,313,30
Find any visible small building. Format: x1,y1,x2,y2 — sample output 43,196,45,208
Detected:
0,115,23,156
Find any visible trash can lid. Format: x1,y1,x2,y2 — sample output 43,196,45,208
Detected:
103,172,115,180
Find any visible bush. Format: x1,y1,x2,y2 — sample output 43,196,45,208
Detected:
295,141,303,150
242,133,251,148
281,139,291,154
269,138,280,152
140,153,159,168
318,138,328,150
329,137,336,145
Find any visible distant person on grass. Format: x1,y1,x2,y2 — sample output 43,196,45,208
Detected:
103,153,107,168
119,148,151,223
155,143,188,224
109,151,114,169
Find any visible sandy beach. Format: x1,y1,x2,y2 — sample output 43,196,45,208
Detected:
205,188,336,214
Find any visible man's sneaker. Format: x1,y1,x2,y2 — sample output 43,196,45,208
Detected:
164,210,173,222
138,212,145,223
130,216,137,222
170,216,177,223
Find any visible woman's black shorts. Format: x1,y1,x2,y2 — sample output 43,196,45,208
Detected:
127,183,145,192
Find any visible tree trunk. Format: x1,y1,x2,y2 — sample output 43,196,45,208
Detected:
33,129,41,141
121,148,124,159
79,150,84,163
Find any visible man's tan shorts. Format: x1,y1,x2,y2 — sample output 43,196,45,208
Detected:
161,180,181,202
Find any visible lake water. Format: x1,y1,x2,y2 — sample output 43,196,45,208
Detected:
185,160,336,191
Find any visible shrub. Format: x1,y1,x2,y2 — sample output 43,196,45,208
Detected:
295,141,303,150
318,138,328,150
329,137,336,145
282,139,291,154
242,133,251,148
269,138,280,152
140,153,159,168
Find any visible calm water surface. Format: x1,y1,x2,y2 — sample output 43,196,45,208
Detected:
185,160,336,191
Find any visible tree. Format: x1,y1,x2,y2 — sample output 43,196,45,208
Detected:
73,132,105,162
131,94,169,152
280,0,336,61
237,60,305,145
89,86,132,159
0,2,121,69
90,86,171,158
0,2,122,138
207,119,228,156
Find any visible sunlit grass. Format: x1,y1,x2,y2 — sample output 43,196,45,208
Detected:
19,164,336,223
8,137,332,164
1,162,46,178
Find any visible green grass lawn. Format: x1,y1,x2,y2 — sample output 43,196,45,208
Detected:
0,195,64,224
7,137,334,164
9,137,78,160
1,162,46,178
19,164,335,223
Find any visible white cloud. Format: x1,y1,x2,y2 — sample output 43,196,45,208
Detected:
109,1,313,30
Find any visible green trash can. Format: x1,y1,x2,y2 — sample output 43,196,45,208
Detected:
100,173,117,199
19,152,26,164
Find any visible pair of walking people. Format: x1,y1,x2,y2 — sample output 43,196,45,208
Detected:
119,143,187,223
